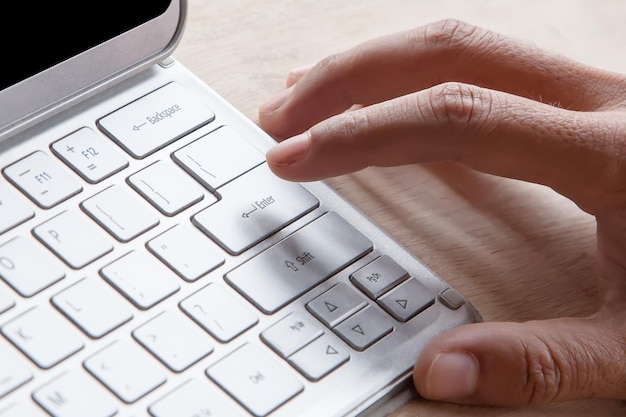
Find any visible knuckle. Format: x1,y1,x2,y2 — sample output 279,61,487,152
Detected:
519,331,618,405
520,337,564,405
416,18,494,52
427,82,498,134
419,19,477,49
312,109,376,169
314,109,371,148
316,52,345,75
315,50,357,84
336,110,372,141
314,53,356,106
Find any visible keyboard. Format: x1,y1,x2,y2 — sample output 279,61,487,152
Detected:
0,59,479,417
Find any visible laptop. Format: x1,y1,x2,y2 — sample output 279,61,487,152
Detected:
0,1,481,416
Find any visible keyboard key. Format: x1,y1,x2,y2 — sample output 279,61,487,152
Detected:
0,236,65,297
149,379,243,417
193,163,319,254
33,371,118,417
84,340,166,404
0,181,34,234
147,224,224,282
52,278,134,339
438,287,467,310
98,82,215,158
3,150,82,209
306,283,368,328
81,185,159,242
261,312,324,358
133,310,214,372
377,278,435,322
98,82,215,159
33,210,113,269
51,127,128,183
0,342,32,398
0,287,14,314
225,212,373,314
100,250,179,310
172,125,265,191
207,343,303,417
180,283,258,343
127,160,209,216
1,306,84,369
350,255,410,299
288,333,350,381
333,305,394,351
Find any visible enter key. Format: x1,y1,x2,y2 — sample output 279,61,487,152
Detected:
193,163,319,254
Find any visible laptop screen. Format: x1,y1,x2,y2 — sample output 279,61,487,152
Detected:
2,0,172,92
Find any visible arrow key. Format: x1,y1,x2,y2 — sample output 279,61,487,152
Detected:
334,305,393,351
377,278,435,322
288,333,349,381
306,283,367,328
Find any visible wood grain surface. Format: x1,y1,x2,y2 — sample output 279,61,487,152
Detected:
175,1,626,415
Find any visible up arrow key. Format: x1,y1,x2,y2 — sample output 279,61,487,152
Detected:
396,299,408,309
325,302,338,312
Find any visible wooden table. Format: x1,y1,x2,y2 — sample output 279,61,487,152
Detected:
175,1,626,415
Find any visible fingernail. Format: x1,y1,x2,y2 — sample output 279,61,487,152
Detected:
425,352,479,400
266,132,310,167
259,85,294,114
290,64,314,77
286,64,314,86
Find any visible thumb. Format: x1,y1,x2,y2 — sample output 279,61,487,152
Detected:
413,317,626,406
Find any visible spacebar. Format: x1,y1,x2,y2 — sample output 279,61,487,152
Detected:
225,212,373,314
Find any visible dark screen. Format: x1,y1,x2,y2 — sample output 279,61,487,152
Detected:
2,1,172,91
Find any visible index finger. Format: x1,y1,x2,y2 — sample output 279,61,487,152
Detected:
266,82,618,207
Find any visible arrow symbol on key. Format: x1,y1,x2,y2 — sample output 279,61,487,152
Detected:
133,122,147,131
325,301,338,312
326,345,338,355
242,205,258,218
285,261,299,271
352,324,365,335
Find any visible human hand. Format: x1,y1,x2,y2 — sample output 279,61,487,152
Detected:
258,19,626,407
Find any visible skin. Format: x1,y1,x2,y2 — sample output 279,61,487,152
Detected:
257,19,626,407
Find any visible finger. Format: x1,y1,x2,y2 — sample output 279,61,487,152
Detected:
412,316,626,406
257,65,315,117
286,64,314,88
265,82,618,207
259,19,625,139
595,217,626,301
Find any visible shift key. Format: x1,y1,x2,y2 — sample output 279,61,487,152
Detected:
225,212,373,314
98,82,214,158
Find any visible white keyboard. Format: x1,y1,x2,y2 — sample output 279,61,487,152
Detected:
0,61,479,417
